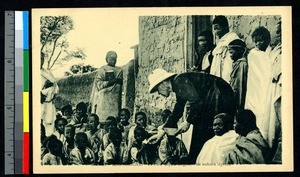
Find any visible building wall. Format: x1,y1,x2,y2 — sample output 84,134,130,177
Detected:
122,59,137,116
226,15,281,48
135,16,187,125
135,15,281,126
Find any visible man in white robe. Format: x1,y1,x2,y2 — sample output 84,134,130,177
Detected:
210,16,240,83
245,26,272,142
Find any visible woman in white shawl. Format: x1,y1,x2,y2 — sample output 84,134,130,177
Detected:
41,52,59,136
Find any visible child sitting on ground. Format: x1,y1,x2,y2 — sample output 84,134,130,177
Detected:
42,135,63,165
157,109,172,130
117,108,132,145
157,122,188,164
130,126,150,164
61,104,73,123
69,132,95,165
101,116,118,150
228,39,248,110
70,102,88,133
53,116,68,142
85,113,107,164
127,112,148,150
63,124,76,164
104,127,129,165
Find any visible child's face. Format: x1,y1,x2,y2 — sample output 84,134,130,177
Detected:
197,36,209,51
56,120,65,134
119,110,129,125
233,118,243,135
213,118,227,136
76,137,87,150
105,120,117,131
213,24,226,38
76,108,85,118
63,109,72,117
64,127,74,140
88,116,99,131
228,47,242,61
134,132,145,143
253,36,269,51
136,115,146,127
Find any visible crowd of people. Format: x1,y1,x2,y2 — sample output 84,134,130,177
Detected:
40,15,282,166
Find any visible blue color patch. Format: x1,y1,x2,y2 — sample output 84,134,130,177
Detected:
23,11,29,50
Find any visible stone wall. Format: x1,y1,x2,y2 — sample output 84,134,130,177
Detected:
135,15,281,126
226,15,281,48
122,59,138,116
135,16,187,125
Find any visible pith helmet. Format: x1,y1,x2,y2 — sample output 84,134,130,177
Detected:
148,68,177,93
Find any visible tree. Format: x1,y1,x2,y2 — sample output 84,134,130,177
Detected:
40,16,86,70
69,64,97,75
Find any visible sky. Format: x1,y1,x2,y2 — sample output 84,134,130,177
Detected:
49,10,139,78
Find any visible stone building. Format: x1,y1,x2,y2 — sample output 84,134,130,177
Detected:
134,15,281,126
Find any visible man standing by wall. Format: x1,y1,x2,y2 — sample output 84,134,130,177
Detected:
210,16,240,83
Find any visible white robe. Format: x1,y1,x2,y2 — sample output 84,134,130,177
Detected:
41,68,59,136
263,44,282,148
245,47,272,140
196,130,238,164
210,32,240,83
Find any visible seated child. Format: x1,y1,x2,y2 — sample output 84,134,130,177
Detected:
85,113,107,164
117,108,132,144
102,116,118,150
157,126,188,164
70,102,88,133
42,135,63,165
61,104,73,123
196,113,238,165
52,116,68,142
104,127,129,165
157,109,172,130
63,124,76,164
69,132,95,165
130,126,150,164
128,112,148,149
228,39,248,110
224,110,271,164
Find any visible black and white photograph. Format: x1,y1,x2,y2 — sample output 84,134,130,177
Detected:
32,7,293,173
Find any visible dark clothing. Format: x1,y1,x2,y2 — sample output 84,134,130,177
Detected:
224,129,271,164
229,57,248,110
167,72,235,163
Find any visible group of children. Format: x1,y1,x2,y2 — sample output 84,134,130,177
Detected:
41,102,188,165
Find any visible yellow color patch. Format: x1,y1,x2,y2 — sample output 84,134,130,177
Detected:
23,92,29,132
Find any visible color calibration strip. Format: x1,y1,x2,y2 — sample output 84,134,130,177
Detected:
4,11,30,175
22,11,30,174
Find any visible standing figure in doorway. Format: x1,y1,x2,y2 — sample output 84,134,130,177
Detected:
210,16,240,83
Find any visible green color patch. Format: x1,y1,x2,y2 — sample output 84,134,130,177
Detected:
23,50,29,91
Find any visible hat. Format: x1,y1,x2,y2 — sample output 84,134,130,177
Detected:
163,127,178,136
228,39,246,49
148,68,177,93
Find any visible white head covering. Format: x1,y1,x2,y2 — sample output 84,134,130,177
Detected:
148,68,176,93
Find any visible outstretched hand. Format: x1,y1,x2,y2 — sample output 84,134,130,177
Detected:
147,129,166,144
174,120,191,136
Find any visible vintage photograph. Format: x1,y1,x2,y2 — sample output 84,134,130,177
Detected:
32,7,293,173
